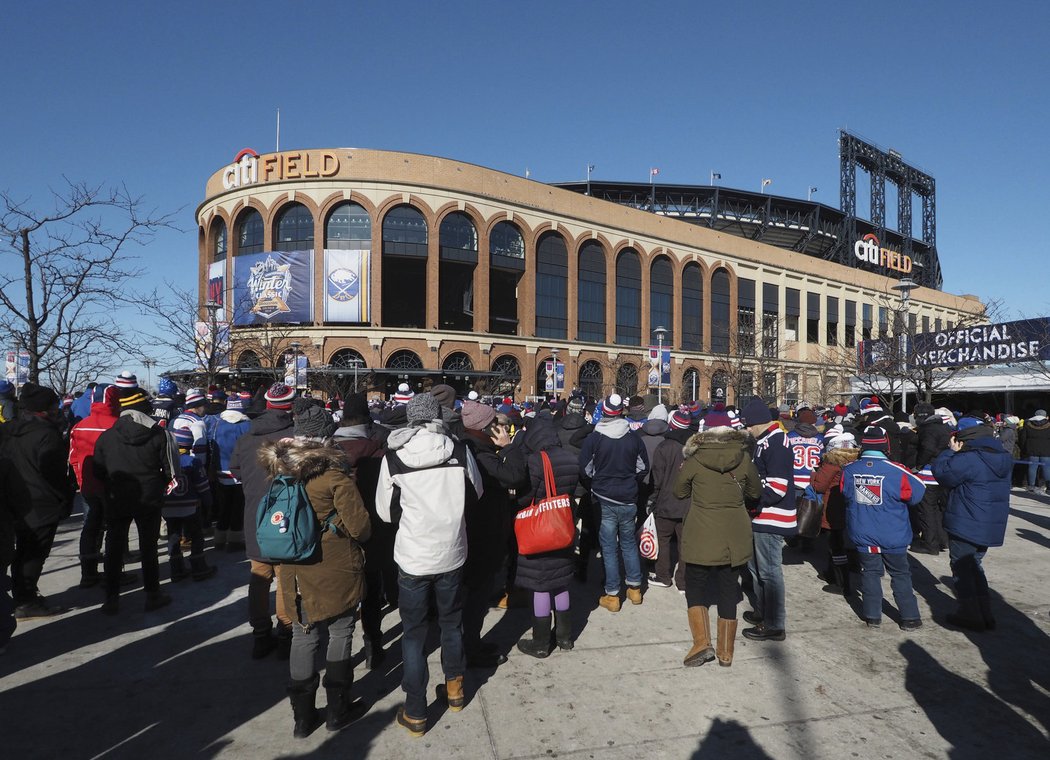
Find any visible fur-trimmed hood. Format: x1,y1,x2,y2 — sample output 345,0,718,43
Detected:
822,447,860,467
682,426,751,473
257,437,349,480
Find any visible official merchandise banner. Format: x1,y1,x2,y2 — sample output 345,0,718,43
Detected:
207,261,226,322
647,347,671,388
233,250,313,325
544,360,565,394
324,249,370,322
910,318,1050,368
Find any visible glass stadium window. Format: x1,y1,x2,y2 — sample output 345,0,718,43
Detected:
615,249,641,346
491,354,521,396
738,371,754,401
382,205,428,328
275,203,314,251
763,372,778,404
762,283,779,358
578,241,606,343
934,317,942,333
535,232,568,339
235,208,263,256
237,350,261,369
616,363,638,397
863,303,873,341
807,292,820,344
710,268,731,354
737,278,756,357
650,257,674,345
844,300,857,348
385,350,424,370
682,263,703,351
879,306,889,337
682,367,700,402
826,296,839,346
439,213,477,332
489,222,524,335
329,348,366,369
579,360,604,400
922,315,930,334
212,219,227,262
490,221,525,260
442,352,474,372
325,202,371,250
785,288,800,342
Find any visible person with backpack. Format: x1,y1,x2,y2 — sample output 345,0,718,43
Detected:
229,383,297,660
164,428,217,583
375,392,484,737
258,431,372,738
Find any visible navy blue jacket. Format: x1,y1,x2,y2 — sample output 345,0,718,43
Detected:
579,417,649,506
842,451,925,553
932,434,1011,547
751,424,797,536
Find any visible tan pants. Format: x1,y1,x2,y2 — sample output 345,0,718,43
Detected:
249,560,292,635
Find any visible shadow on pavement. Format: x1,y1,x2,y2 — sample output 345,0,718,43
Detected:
691,717,776,759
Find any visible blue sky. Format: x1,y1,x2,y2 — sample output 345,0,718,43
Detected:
2,1,1048,376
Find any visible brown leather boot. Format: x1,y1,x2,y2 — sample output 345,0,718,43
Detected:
683,606,715,666
716,618,738,667
444,675,465,711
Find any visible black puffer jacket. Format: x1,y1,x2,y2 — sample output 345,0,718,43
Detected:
650,427,693,520
229,409,294,561
514,419,580,592
1020,419,1050,458
915,417,952,468
93,413,172,518
0,414,74,528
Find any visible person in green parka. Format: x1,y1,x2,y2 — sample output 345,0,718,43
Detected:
673,405,761,668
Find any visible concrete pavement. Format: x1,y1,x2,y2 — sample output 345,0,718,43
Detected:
2,492,1049,759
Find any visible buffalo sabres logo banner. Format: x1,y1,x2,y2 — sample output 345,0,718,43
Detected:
324,249,370,322
233,251,313,325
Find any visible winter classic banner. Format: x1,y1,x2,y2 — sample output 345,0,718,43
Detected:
233,250,313,325
324,249,370,322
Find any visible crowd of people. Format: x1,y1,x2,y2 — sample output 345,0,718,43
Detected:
0,374,1022,738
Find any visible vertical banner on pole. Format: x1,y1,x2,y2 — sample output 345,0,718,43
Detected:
207,261,226,322
647,347,671,389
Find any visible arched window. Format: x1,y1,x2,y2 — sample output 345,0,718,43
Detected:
490,221,525,259
275,203,314,251
382,205,428,257
577,241,606,343
578,360,604,400
439,213,478,332
711,268,731,354
329,348,366,369
682,263,703,351
650,256,674,344
235,208,263,256
385,350,424,370
442,352,474,372
489,222,524,335
325,202,371,250
492,354,521,396
681,367,701,402
616,363,638,397
535,232,567,339
236,350,261,369
212,219,227,262
615,249,641,345
382,205,428,328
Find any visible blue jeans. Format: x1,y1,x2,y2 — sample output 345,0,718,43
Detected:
397,567,465,717
1027,456,1050,487
597,499,642,594
858,552,920,622
949,537,989,600
748,532,786,630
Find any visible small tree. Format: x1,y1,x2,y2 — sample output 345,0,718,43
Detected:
0,180,176,389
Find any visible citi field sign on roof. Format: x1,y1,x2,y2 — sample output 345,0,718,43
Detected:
854,234,912,275
221,148,341,190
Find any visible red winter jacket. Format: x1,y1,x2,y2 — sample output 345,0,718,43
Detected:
69,390,120,497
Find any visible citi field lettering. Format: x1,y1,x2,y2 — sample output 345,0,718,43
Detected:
854,234,912,274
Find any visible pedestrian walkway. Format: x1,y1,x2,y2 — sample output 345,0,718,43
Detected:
2,493,1049,759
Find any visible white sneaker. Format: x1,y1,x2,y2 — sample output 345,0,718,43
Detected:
647,574,673,588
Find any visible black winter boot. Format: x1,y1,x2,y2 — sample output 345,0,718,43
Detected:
554,611,573,651
323,660,367,731
287,673,323,738
516,615,553,658
190,554,217,581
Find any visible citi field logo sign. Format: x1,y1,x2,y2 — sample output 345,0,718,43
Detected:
854,234,912,274
222,148,259,190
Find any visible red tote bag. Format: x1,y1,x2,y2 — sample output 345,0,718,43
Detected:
514,451,576,555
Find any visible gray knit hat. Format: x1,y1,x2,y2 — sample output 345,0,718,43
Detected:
293,405,334,438
407,392,441,424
